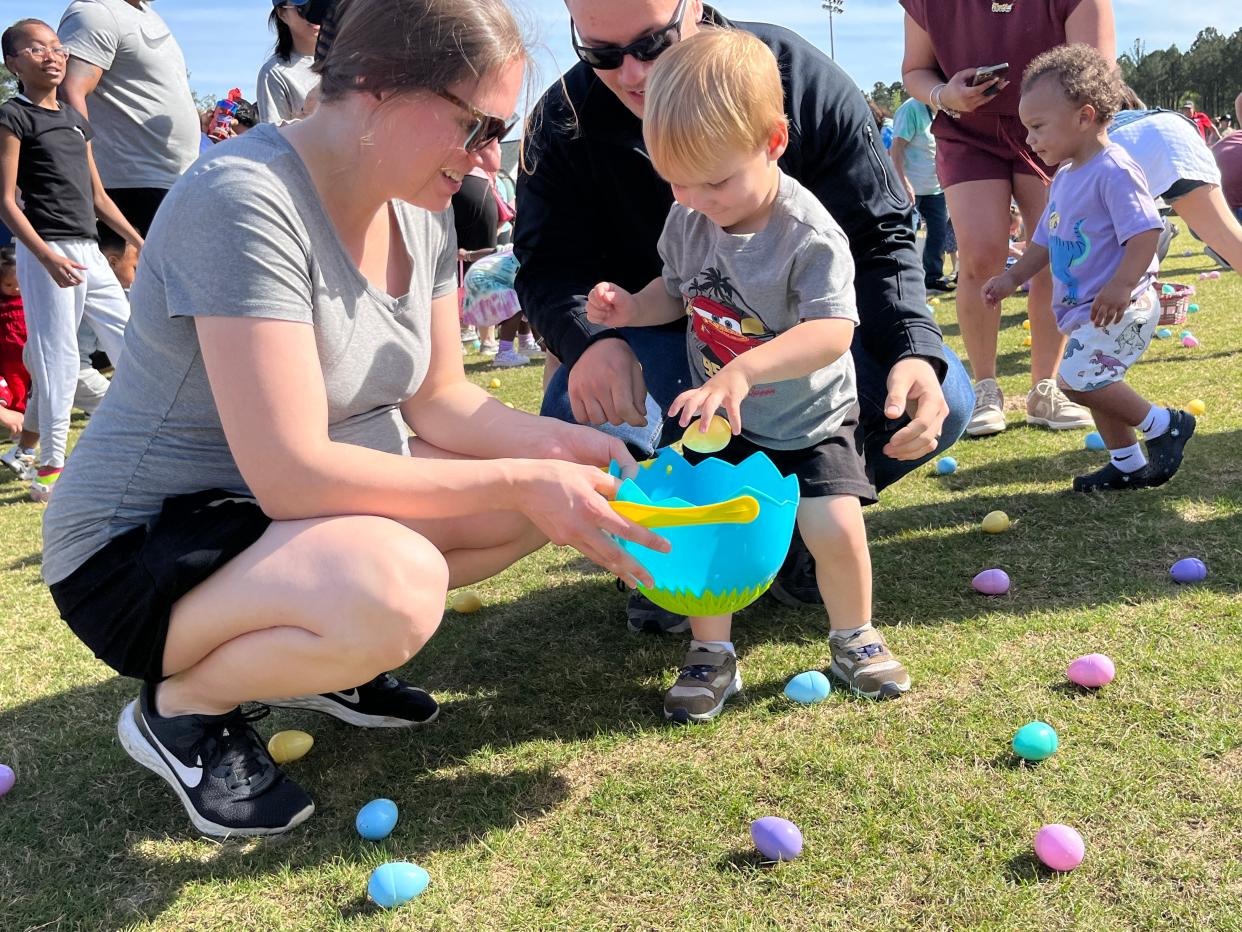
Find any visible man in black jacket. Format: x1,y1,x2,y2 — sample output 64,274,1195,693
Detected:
515,0,973,624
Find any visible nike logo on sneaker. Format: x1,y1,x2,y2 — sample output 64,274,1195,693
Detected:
144,715,205,788
332,689,361,704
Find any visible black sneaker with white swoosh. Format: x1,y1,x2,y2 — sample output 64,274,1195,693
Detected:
265,672,439,728
117,683,314,837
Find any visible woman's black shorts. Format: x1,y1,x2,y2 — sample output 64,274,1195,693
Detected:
48,490,271,683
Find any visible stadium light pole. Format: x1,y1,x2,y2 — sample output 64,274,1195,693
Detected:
821,0,845,60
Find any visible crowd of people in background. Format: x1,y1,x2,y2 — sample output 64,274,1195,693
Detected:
0,0,1238,839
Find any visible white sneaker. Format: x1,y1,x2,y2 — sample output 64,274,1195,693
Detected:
1026,379,1094,430
966,378,1007,436
2,444,35,479
518,336,544,357
479,339,500,356
492,348,530,368
460,326,478,345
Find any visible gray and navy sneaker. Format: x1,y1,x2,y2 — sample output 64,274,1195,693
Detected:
1143,409,1195,487
117,683,314,837
828,627,910,700
663,646,742,724
266,672,439,728
625,587,690,635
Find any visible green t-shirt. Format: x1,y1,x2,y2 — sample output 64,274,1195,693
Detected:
892,98,941,196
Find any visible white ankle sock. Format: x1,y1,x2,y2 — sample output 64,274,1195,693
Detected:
1139,405,1170,441
1110,443,1147,473
691,639,735,655
829,622,874,644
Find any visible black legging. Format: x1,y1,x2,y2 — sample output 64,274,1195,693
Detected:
452,175,498,265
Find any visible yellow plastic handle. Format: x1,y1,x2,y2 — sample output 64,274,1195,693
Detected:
610,495,760,529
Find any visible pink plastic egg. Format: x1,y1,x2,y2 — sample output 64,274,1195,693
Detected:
1067,653,1115,688
1034,823,1085,871
972,568,1010,595
1182,336,1200,348
1209,270,1221,279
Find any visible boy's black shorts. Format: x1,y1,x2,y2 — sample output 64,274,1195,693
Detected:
48,490,271,683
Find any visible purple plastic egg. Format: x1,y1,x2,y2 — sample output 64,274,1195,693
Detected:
0,764,14,797
1034,823,1085,871
750,816,803,861
1170,557,1207,584
972,568,1010,595
1182,336,1200,348
1067,653,1116,688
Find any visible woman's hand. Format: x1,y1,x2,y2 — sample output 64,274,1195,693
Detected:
586,282,639,328
513,459,671,588
536,421,642,475
940,67,1007,113
669,366,750,437
39,249,87,288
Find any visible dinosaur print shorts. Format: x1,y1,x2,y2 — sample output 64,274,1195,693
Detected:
1058,288,1158,393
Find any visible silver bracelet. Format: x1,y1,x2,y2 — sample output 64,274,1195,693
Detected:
930,83,961,120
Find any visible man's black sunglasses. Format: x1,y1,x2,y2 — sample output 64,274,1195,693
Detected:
570,0,691,71
436,90,519,153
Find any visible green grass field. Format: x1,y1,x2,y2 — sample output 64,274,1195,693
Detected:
1,231,1240,930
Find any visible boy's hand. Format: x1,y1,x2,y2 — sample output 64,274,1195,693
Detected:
1090,280,1132,327
586,282,638,328
40,251,87,288
981,271,1016,310
669,366,751,437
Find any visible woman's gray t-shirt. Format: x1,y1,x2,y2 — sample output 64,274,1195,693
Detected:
42,122,457,584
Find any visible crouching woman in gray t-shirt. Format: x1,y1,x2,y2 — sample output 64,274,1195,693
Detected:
41,0,667,839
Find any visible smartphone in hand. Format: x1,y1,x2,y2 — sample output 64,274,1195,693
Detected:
971,63,1010,96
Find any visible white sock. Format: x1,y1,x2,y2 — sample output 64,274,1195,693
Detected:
829,622,874,644
1139,405,1170,441
691,638,735,656
1110,443,1147,473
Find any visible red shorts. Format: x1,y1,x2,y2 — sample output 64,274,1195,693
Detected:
934,113,1056,190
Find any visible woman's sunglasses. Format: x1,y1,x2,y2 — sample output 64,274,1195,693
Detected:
436,90,518,153
570,0,690,71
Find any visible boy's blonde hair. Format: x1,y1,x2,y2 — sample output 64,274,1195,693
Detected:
643,28,786,181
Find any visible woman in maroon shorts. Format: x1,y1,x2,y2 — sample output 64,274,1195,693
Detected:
900,0,1115,437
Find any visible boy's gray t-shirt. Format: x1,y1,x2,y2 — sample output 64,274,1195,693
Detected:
659,172,858,450
42,123,457,584
58,0,201,189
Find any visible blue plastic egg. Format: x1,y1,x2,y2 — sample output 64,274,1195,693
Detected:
1188,303,1200,313
1178,329,1192,339
1084,432,1106,451
751,816,803,861
935,456,957,475
368,861,429,908
1012,721,1059,761
1155,328,1172,339
1160,283,1175,295
1170,557,1207,584
784,671,831,704
356,798,399,841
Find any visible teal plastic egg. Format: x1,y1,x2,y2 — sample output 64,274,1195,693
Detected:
1013,721,1059,761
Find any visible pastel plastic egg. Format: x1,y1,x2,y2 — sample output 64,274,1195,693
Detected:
267,730,313,764
1182,249,1193,257
450,590,483,613
750,816,803,861
1188,303,1200,313
935,456,957,475
368,862,429,908
1084,432,1106,451
972,568,1010,595
0,764,14,797
1182,336,1200,348
1067,653,1116,688
1186,399,1206,416
981,510,1010,534
1022,318,1031,330
1034,824,1084,871
1013,721,1059,761
929,297,941,306
681,415,732,454
1160,283,1175,295
356,798,399,841
1022,335,1032,347
1209,270,1221,279
489,378,501,389
784,671,831,704
1178,329,1192,339
1155,328,1171,340
1170,557,1207,584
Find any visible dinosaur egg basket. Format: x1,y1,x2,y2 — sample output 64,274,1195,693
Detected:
1155,281,1194,327
611,447,800,616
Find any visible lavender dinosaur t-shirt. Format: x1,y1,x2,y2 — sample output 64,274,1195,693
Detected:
1031,144,1162,333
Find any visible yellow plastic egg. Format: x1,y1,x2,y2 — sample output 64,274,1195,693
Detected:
981,510,1011,534
1022,335,1032,347
489,378,501,389
929,297,941,306
1186,399,1206,416
1022,319,1031,331
681,415,732,454
451,590,483,614
268,730,313,764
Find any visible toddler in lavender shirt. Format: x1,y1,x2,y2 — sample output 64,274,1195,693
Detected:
984,44,1195,493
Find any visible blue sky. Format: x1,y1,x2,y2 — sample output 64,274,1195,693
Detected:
5,0,1238,107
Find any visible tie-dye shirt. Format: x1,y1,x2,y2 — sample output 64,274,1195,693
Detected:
1031,144,1162,333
